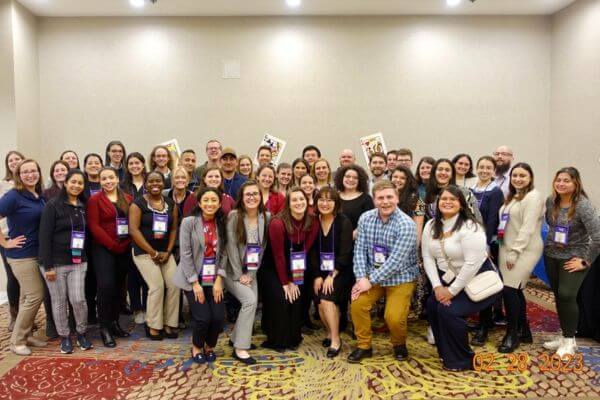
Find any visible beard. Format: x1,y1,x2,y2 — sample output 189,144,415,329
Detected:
496,163,511,175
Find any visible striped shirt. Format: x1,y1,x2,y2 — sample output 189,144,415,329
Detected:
353,208,418,286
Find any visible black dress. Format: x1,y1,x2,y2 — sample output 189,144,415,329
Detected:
259,217,319,350
310,214,354,305
340,192,374,230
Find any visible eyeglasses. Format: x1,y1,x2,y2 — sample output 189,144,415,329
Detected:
244,192,260,198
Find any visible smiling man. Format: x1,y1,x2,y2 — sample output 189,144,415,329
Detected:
348,180,418,364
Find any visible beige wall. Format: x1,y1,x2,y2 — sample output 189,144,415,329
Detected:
551,0,600,204
37,16,551,187
11,1,40,161
0,0,17,172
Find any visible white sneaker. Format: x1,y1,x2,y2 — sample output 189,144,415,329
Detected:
556,337,577,358
427,326,436,345
543,336,563,351
134,311,146,325
11,344,32,356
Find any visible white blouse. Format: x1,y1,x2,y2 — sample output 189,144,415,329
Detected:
422,215,487,296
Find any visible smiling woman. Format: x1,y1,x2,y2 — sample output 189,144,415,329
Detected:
129,171,180,341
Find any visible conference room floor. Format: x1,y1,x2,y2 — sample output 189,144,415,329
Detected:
0,279,598,400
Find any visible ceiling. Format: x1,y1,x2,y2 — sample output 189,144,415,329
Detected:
18,0,576,17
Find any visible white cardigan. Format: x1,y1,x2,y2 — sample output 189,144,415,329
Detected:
422,215,487,296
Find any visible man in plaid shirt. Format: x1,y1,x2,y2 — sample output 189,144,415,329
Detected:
348,180,418,364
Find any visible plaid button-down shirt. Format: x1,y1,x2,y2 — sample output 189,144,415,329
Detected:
353,208,418,286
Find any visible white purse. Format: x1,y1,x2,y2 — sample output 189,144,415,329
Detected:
440,238,504,302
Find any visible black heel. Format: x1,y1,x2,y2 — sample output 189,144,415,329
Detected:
100,327,116,348
326,340,342,358
145,324,163,341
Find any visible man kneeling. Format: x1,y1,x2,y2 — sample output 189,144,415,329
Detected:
348,180,418,363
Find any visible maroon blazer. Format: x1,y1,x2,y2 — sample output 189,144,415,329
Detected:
86,191,132,254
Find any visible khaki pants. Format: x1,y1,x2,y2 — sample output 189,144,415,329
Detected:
8,258,44,346
132,253,179,330
351,281,416,349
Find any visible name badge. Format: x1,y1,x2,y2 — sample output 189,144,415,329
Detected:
320,252,335,272
373,244,388,266
290,251,306,285
89,189,100,197
245,244,262,271
116,217,129,237
71,231,85,250
554,225,569,245
201,257,216,286
497,213,509,239
152,213,169,239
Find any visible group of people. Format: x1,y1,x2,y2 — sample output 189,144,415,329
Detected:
0,141,598,371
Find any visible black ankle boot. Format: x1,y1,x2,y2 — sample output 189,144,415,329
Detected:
100,327,116,348
470,325,489,347
498,329,520,353
519,322,533,344
110,321,130,338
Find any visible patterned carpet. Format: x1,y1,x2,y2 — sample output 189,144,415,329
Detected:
0,280,599,400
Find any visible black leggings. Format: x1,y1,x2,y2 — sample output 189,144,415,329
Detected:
1,247,19,309
91,243,130,328
502,286,528,331
185,288,225,348
545,256,589,337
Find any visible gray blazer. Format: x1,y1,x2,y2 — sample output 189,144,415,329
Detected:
225,210,270,281
172,214,227,291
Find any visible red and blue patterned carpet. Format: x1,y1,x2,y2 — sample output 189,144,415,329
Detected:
0,280,598,399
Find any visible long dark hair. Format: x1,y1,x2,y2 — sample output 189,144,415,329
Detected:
550,166,587,223
425,158,456,204
4,150,25,181
334,164,369,194
279,186,313,234
234,180,267,245
431,185,480,239
122,152,147,193
415,156,436,186
291,158,310,186
105,141,127,168
59,169,86,202
99,167,130,215
452,153,476,178
193,187,227,248
391,166,419,214
505,162,535,205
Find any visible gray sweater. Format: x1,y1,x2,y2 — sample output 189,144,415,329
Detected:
544,197,600,263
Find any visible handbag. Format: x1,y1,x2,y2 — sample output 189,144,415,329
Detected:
440,237,504,302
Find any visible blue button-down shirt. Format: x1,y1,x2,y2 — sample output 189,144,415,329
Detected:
353,208,418,286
